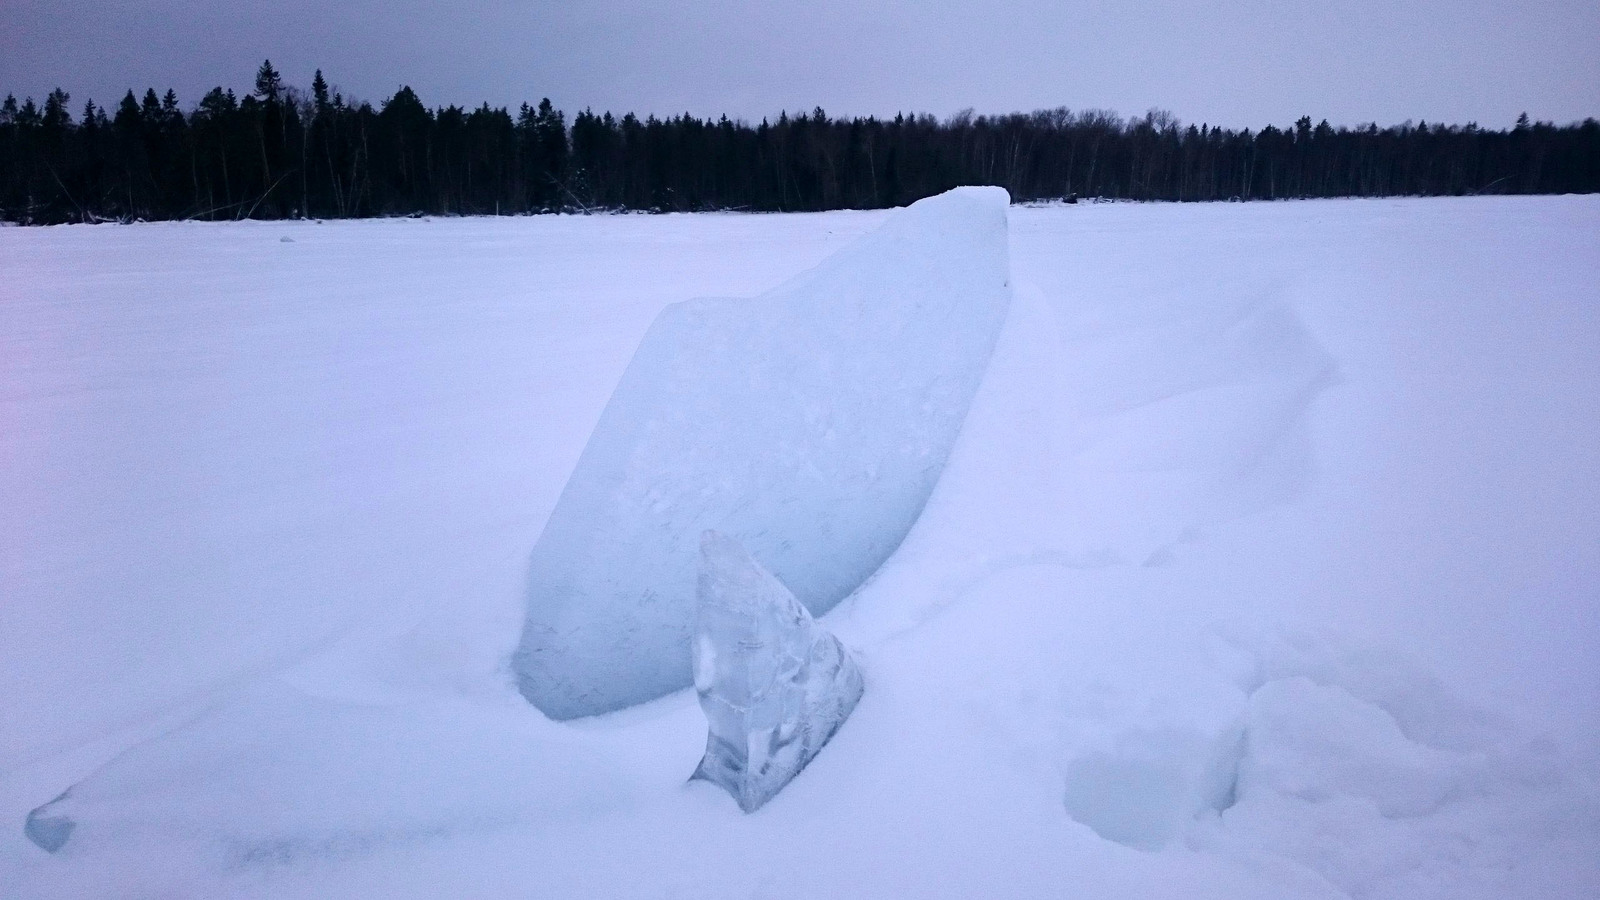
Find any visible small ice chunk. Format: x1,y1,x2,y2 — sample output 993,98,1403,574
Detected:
1051,623,1251,852
23,790,74,853
690,531,863,813
1062,724,1244,851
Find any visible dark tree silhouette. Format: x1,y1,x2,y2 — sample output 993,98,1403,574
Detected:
2,62,1597,223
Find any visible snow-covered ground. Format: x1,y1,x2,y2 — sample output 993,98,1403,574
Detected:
2,196,1596,897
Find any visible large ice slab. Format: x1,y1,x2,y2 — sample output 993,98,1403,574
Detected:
690,531,863,812
515,187,1012,718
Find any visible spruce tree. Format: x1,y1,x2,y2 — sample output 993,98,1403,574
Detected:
254,60,283,103
312,70,330,112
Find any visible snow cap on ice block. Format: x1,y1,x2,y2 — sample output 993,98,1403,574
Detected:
691,531,863,812
514,186,1012,719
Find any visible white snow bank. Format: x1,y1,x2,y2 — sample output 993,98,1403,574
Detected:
515,187,1011,719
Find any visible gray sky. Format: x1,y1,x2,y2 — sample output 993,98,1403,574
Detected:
3,0,1596,128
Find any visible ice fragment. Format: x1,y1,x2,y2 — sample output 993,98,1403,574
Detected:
24,791,74,853
690,531,863,812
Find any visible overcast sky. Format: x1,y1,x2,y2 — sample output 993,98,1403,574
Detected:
3,1,1596,129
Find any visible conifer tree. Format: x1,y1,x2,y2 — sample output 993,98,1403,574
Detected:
312,71,330,113
254,60,283,103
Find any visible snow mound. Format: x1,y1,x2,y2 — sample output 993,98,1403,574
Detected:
1044,618,1600,897
515,187,1012,719
1240,676,1467,818
1191,634,1600,899
690,532,863,812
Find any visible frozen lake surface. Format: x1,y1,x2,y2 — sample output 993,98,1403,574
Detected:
2,196,1597,897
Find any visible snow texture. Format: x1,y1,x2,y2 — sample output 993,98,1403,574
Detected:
690,531,864,812
3,197,1597,899
514,186,1012,719
9,680,645,870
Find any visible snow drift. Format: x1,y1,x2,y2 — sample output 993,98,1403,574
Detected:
514,187,1012,719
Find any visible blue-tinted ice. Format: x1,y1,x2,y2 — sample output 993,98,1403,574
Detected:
690,531,863,812
515,187,1012,718
23,791,74,852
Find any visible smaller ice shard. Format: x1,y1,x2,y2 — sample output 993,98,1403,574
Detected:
24,790,74,852
691,531,864,813
1061,724,1244,851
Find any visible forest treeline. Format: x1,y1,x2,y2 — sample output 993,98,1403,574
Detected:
3,61,1597,224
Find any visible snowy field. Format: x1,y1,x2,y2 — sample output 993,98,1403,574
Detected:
2,196,1597,897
